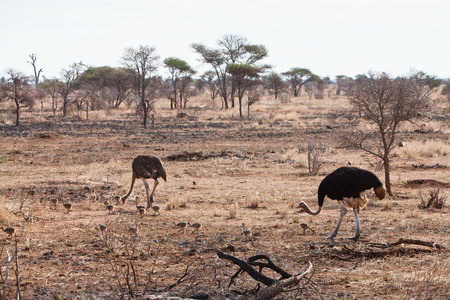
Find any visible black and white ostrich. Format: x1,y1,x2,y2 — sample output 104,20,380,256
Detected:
297,166,386,241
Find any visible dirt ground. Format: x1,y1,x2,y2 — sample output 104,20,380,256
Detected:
0,95,449,299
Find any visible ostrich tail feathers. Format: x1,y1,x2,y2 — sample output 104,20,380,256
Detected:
374,185,386,200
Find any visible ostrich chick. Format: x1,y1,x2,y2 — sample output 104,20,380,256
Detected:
63,202,72,213
242,223,252,241
297,166,386,241
300,223,314,235
151,205,161,215
190,222,202,234
106,204,114,214
135,197,146,211
176,221,187,233
138,208,146,217
1,227,15,237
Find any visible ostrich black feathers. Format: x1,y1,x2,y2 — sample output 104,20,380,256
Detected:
317,166,384,207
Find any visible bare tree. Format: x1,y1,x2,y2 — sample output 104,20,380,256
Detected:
28,53,43,85
200,71,218,101
122,45,159,128
0,69,33,126
41,78,63,115
346,71,441,195
59,62,85,116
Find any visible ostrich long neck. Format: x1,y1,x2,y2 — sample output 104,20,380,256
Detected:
302,203,322,215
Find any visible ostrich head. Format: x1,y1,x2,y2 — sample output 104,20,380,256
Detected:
296,202,307,212
374,185,386,200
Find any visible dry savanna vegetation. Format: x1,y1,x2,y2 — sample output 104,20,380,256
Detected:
0,89,449,299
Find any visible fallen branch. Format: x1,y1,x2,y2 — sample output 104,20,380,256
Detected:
151,262,193,292
255,262,313,300
367,238,445,250
217,250,313,300
388,238,445,250
248,255,292,279
217,251,275,286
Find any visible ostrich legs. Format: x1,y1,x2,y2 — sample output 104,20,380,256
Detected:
297,166,386,241
121,155,167,209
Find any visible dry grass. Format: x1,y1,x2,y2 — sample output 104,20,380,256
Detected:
278,147,308,167
228,202,239,219
418,186,447,210
166,196,188,210
396,139,450,159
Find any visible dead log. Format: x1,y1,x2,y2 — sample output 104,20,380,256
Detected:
367,238,445,250
217,250,313,300
387,238,445,250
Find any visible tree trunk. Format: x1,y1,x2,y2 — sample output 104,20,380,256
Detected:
15,104,20,126
142,101,148,129
384,155,392,195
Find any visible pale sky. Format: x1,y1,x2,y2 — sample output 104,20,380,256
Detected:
1,0,449,80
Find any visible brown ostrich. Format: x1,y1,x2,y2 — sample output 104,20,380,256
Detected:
297,166,386,241
1,227,15,237
121,155,167,209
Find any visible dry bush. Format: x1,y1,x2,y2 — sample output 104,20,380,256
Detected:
307,136,322,174
228,202,239,219
245,191,261,209
418,186,447,210
278,147,308,168
396,140,450,159
273,111,301,122
166,197,188,210
275,206,288,219
381,199,393,211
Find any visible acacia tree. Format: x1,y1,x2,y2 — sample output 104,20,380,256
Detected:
191,43,229,108
122,45,159,128
264,72,284,99
0,70,33,126
226,63,265,118
282,68,316,97
163,57,196,109
192,34,268,109
335,75,353,95
59,62,85,116
76,66,133,109
346,71,441,195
